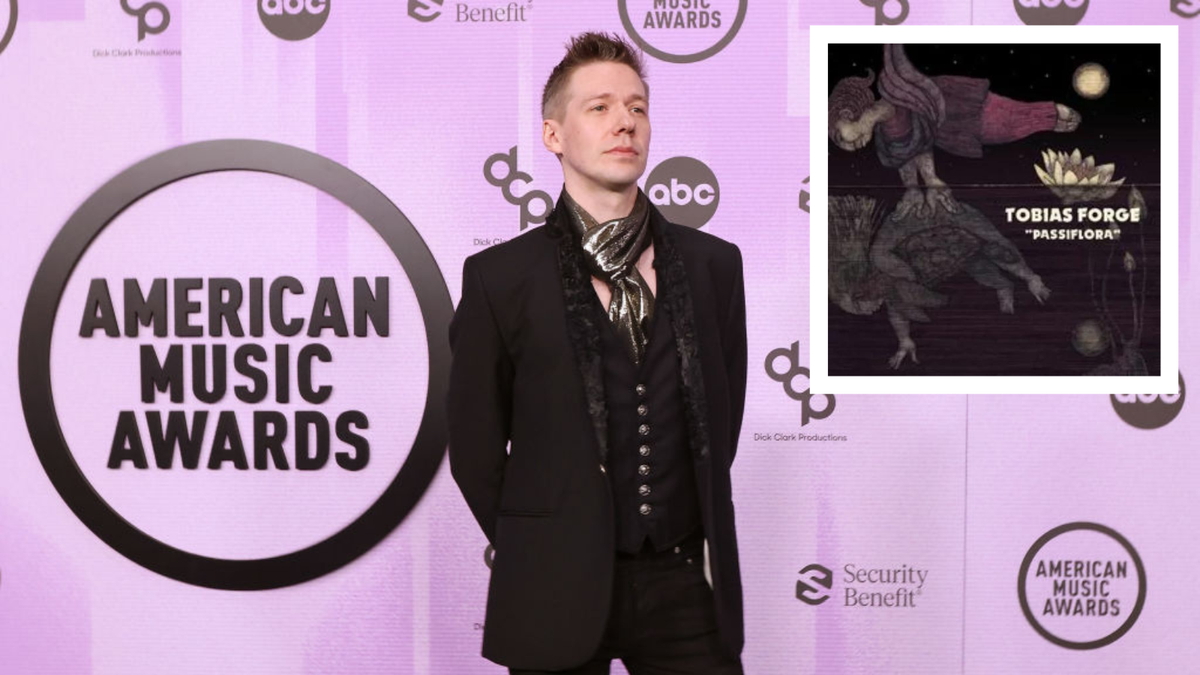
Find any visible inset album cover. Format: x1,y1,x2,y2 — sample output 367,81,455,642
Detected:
809,26,1179,395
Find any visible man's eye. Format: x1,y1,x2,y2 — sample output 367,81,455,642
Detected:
631,106,645,114
592,104,607,112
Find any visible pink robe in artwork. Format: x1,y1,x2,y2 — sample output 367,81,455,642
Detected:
877,75,1058,167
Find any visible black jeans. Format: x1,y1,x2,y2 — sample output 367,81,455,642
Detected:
510,535,743,675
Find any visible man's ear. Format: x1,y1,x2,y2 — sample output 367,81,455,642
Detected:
543,119,562,156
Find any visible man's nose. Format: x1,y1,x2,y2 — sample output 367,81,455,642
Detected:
614,108,636,134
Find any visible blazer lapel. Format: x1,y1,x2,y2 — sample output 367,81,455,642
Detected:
650,208,712,460
552,201,610,464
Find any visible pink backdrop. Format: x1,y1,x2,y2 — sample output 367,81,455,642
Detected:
1,1,1197,673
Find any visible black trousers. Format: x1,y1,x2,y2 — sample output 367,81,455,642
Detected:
510,535,744,675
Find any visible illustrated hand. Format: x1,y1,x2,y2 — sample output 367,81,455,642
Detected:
1028,276,1051,305
925,185,960,214
892,188,926,220
888,337,919,369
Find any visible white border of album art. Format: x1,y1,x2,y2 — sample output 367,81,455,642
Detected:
809,25,1179,395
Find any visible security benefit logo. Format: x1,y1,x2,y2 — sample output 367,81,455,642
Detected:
765,341,836,427
1018,523,1147,650
618,0,747,64
484,146,554,233
1173,0,1200,18
1014,0,1088,25
18,140,451,590
1111,372,1185,430
797,562,929,608
259,0,329,41
407,0,531,23
645,156,719,229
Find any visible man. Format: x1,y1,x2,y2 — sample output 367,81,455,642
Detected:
447,32,746,674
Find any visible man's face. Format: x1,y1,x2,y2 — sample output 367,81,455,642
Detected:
544,61,650,194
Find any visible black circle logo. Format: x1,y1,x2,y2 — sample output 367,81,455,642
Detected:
644,156,720,229
617,0,747,64
259,0,330,41
1017,522,1146,650
2,0,17,56
1110,372,1186,430
18,140,451,590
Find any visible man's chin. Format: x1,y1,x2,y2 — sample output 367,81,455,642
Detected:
599,172,646,193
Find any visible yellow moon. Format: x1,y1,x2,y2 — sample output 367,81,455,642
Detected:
1073,62,1110,100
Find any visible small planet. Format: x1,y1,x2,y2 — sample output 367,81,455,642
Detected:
1073,62,1110,100
1072,319,1109,357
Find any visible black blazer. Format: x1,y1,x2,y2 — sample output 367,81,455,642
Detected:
447,198,747,671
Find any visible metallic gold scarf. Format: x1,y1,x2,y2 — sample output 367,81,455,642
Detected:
562,188,655,366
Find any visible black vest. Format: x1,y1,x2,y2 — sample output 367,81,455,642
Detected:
598,295,702,554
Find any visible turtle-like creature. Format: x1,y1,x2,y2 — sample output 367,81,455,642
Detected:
830,194,1050,369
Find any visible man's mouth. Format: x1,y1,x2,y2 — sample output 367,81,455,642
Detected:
607,147,638,156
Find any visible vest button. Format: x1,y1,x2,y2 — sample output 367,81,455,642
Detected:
599,464,607,475
639,444,651,457
638,484,651,497
638,424,650,436
639,503,652,516
637,404,648,416
638,464,650,476
636,383,647,396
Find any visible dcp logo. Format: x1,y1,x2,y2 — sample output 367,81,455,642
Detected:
1172,0,1200,17
765,341,835,426
120,0,169,42
796,564,833,605
484,146,554,232
1,0,16,56
860,0,909,25
1013,0,1088,25
408,0,442,21
1111,372,1185,430
645,156,719,229
618,0,747,64
259,0,330,41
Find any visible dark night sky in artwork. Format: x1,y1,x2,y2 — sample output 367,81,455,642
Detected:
825,43,1161,377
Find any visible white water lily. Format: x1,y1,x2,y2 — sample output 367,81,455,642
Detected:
1034,148,1125,204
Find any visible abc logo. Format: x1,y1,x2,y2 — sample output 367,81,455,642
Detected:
259,0,330,41
1013,0,1088,25
645,156,720,229
1110,372,1185,430
796,564,833,605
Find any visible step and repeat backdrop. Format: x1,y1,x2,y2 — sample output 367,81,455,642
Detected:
1,1,1198,674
